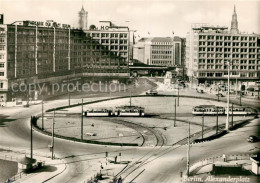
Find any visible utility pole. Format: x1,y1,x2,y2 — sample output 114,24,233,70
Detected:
225,61,230,131
30,116,33,159
177,86,180,106
257,86,260,99
130,89,132,107
217,87,220,102
81,98,84,140
67,77,70,106
187,121,190,176
51,110,55,159
231,103,234,128
202,109,204,139
41,95,44,130
216,107,219,135
174,98,176,127
239,91,242,106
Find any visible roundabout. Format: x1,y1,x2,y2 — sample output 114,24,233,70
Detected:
35,95,255,147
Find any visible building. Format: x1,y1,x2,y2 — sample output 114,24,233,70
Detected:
0,18,129,102
186,6,260,87
133,37,185,67
85,21,130,69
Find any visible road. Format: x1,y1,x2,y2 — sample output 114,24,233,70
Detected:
0,80,259,183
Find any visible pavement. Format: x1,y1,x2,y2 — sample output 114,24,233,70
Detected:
0,146,66,183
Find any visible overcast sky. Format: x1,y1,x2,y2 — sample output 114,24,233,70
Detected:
0,0,259,38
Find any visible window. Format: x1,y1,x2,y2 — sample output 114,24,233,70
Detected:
0,38,4,43
0,63,4,67
0,72,4,76
0,83,3,88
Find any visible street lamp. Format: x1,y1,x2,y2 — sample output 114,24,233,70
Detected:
225,60,232,131
187,121,190,176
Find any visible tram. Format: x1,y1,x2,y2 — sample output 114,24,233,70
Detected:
226,107,256,115
192,105,225,115
115,106,145,117
84,108,113,117
192,105,256,116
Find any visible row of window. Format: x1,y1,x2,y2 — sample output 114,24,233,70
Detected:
198,59,258,64
151,60,172,65
152,50,172,54
199,41,257,47
152,46,172,49
152,55,172,59
91,33,128,38
199,35,257,41
198,72,256,77
198,65,256,70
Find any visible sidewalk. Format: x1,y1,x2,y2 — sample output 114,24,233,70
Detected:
0,146,66,183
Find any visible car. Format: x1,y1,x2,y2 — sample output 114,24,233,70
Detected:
178,81,186,87
216,93,224,97
86,132,97,136
146,90,158,96
196,88,204,93
247,135,259,143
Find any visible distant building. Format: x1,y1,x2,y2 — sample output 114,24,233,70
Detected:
133,37,185,67
78,6,88,30
186,6,260,87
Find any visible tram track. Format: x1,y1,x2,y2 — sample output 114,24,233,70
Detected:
105,118,165,147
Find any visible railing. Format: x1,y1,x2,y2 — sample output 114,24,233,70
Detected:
188,153,254,175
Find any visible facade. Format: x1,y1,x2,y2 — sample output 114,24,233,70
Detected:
0,19,129,102
133,37,185,67
186,7,260,86
85,21,130,68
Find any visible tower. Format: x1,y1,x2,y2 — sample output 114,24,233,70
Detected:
230,5,239,34
78,6,88,30
0,14,4,24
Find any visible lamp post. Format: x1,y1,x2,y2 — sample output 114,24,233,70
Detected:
81,98,84,140
187,121,190,176
225,61,231,131
202,108,204,139
174,98,176,127
41,95,44,130
51,110,55,159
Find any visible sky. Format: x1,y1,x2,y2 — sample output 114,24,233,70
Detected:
0,0,259,39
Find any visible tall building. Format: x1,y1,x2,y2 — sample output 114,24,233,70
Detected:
0,19,129,102
78,6,88,30
85,21,130,69
133,37,185,67
186,7,260,87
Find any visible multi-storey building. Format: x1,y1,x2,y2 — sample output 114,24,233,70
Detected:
0,19,129,102
133,37,185,67
186,6,260,86
85,21,130,68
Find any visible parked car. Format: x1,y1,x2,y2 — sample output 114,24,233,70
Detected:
146,90,158,96
247,135,259,142
216,93,224,97
86,132,97,136
196,88,204,93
